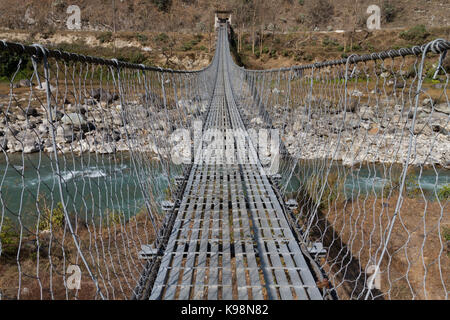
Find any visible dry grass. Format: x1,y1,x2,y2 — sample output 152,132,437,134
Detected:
0,210,157,300
307,192,449,300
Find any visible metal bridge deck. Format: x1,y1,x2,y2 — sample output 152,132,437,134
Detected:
149,26,323,300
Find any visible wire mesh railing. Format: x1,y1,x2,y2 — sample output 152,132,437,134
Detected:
228,38,449,300
0,40,218,299
0,30,448,300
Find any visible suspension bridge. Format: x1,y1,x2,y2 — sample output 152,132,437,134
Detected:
0,20,448,300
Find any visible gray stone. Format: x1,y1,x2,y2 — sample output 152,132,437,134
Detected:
434,103,450,115
23,142,42,154
23,107,38,117
47,108,63,121
90,88,119,103
0,136,7,150
38,123,49,133
61,113,87,127
35,82,56,92
394,81,405,89
19,79,33,87
431,124,449,136
56,126,76,143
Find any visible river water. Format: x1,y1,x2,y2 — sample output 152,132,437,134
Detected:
0,152,170,226
1,153,448,226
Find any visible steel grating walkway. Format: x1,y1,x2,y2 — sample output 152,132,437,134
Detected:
149,25,323,300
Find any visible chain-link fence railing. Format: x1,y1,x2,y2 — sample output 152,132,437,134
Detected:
228,38,449,300
0,40,218,299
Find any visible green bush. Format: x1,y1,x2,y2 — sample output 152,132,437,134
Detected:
136,33,148,44
399,25,430,43
352,44,362,51
97,31,113,44
308,0,334,26
0,51,33,82
0,217,20,256
383,0,398,23
181,42,193,51
438,184,450,201
305,53,313,61
152,0,171,12
128,52,147,64
38,202,65,231
322,36,339,47
105,212,125,226
443,227,450,242
405,174,422,197
193,34,203,43
154,33,169,43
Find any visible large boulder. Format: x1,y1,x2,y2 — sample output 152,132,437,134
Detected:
0,136,7,150
22,131,43,153
90,88,119,103
46,108,63,121
56,126,75,143
35,82,56,92
434,103,450,115
24,107,38,117
61,113,87,127
19,79,33,87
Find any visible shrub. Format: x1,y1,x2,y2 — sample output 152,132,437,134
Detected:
38,202,65,231
443,227,450,242
438,184,450,201
0,51,33,82
399,25,430,43
105,212,125,226
154,33,169,43
0,217,20,257
296,14,306,24
193,34,203,43
152,0,171,12
382,0,398,23
322,36,339,47
405,174,421,197
136,33,148,44
181,42,193,51
97,31,113,44
308,0,334,26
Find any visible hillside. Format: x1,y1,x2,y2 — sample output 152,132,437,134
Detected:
0,0,448,71
0,0,449,33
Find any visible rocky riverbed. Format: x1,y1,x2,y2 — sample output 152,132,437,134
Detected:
0,83,208,157
245,94,450,168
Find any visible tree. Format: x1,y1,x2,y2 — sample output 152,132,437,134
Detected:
308,0,334,28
